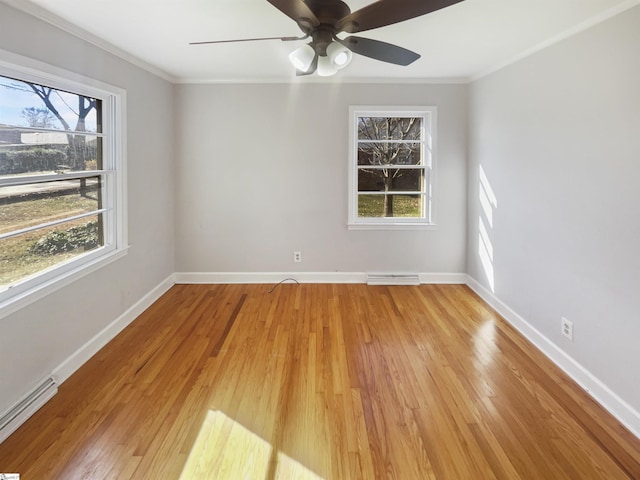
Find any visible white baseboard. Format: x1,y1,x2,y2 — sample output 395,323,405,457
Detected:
0,274,175,446
175,271,366,284
0,377,57,444
466,275,640,439
420,272,467,284
5,272,638,446
174,271,467,285
53,274,175,383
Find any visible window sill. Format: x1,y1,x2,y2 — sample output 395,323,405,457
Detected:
0,246,129,320
347,223,437,231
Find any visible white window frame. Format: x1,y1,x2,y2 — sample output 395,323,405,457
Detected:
0,50,127,319
348,106,437,230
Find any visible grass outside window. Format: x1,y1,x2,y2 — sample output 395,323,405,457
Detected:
357,194,422,218
0,187,100,286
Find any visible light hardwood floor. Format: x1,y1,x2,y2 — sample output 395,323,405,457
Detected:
1,284,639,479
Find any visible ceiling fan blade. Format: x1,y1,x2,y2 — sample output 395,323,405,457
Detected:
296,53,319,76
267,0,320,31
190,35,303,45
338,0,464,34
337,36,420,66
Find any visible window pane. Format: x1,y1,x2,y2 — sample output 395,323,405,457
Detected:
0,133,102,178
358,168,423,192
0,214,103,289
0,177,101,235
349,108,434,227
357,117,422,141
0,74,101,133
357,142,422,166
358,194,424,218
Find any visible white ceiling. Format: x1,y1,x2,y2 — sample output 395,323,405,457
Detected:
12,0,639,83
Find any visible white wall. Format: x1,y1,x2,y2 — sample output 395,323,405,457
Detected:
467,5,640,419
175,83,467,275
0,3,175,415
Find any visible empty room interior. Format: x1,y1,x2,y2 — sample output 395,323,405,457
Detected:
1,0,639,478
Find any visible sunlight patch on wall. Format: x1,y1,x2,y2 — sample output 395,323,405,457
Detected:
478,218,494,263
479,164,498,228
478,165,497,293
478,217,495,293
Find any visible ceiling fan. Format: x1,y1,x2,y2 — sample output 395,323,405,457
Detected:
191,0,465,76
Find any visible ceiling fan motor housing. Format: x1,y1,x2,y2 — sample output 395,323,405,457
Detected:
309,26,335,55
303,0,351,27
298,0,352,55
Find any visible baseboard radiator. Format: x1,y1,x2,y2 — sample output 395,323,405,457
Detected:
0,376,57,444
367,273,420,286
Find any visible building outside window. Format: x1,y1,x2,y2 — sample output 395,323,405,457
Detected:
0,58,126,315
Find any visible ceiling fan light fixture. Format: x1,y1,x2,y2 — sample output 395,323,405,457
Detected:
326,41,352,69
316,55,339,76
289,44,315,71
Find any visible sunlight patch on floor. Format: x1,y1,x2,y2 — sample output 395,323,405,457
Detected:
277,452,324,480
180,410,323,479
473,320,497,369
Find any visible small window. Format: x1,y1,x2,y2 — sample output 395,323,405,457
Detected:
348,106,436,230
0,58,126,315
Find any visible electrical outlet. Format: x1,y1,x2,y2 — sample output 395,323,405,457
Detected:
293,251,302,263
561,317,573,341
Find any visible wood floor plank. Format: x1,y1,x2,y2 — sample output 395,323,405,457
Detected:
1,284,639,479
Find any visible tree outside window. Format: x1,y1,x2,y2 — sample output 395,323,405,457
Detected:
348,107,436,229
0,63,125,311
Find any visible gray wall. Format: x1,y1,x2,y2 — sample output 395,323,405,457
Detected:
0,3,175,414
174,83,467,274
467,6,640,412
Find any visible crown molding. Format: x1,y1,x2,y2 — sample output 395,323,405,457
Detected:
174,75,471,85
471,0,640,82
2,0,177,83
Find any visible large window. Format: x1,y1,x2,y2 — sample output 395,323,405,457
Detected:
348,106,436,229
0,57,126,315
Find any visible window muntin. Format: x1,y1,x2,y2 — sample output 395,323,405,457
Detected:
348,107,436,228
0,64,124,309
0,131,103,178
0,214,103,287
